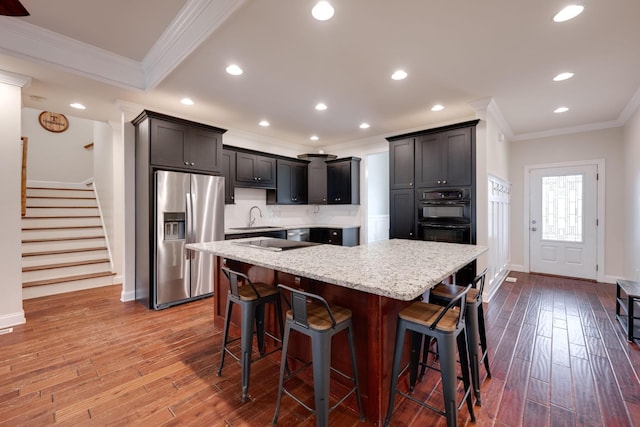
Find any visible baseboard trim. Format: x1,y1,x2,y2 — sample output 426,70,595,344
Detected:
508,264,525,272
121,288,136,302
0,310,26,329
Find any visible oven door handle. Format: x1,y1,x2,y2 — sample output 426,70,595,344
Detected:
420,200,470,205
420,223,470,229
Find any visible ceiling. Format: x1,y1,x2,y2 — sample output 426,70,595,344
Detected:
1,0,639,147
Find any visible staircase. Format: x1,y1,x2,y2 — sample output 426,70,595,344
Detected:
21,183,115,299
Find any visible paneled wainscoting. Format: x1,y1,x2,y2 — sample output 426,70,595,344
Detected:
0,272,638,426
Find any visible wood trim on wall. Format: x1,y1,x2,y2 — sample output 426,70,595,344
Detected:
21,136,27,217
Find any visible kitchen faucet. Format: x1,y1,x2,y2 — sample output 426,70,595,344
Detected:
248,205,263,228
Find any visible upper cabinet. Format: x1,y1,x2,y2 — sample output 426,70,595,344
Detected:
389,138,415,190
235,151,276,188
221,149,236,204
414,125,475,188
327,157,360,204
133,110,226,174
267,159,309,204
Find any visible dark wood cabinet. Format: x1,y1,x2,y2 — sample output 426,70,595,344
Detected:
389,189,415,239
141,111,224,174
221,149,235,204
267,159,309,204
327,157,360,204
310,227,359,247
306,156,330,204
415,126,473,188
235,152,276,188
389,138,415,190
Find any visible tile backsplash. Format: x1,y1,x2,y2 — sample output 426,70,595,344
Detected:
224,188,361,229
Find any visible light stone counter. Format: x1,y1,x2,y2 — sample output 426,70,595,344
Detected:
188,238,487,301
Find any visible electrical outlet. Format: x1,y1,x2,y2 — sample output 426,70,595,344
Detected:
505,277,517,283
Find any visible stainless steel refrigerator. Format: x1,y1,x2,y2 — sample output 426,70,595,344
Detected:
153,170,224,309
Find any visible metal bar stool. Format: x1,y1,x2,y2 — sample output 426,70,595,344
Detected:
217,266,285,403
427,268,490,405
384,284,475,427
273,284,365,427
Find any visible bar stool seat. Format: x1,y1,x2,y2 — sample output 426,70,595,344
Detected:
384,284,475,427
428,269,490,405
217,267,285,403
273,284,365,427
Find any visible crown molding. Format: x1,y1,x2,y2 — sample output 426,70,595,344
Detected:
469,97,514,140
618,86,640,125
0,69,31,87
511,119,621,141
143,0,247,89
0,17,144,90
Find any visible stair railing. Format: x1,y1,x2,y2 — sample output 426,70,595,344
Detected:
21,136,27,216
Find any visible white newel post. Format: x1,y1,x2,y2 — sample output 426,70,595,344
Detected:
0,70,31,328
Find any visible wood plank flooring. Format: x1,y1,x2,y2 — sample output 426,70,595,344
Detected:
0,272,638,426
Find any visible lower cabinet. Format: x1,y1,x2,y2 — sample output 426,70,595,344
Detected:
310,227,359,247
225,230,287,240
389,189,415,239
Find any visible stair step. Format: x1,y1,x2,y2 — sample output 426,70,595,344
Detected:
22,258,110,273
22,228,104,240
22,247,107,257
22,235,105,244
27,195,96,200
22,249,109,268
25,207,99,217
22,260,112,282
22,217,101,228
22,271,115,288
22,225,102,231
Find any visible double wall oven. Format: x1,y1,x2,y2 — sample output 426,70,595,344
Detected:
417,188,472,244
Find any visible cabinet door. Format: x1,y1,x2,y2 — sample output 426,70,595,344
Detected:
255,156,276,187
390,189,415,239
308,158,327,204
187,127,222,173
390,138,415,190
235,152,258,184
327,162,350,203
291,162,308,203
150,119,188,169
414,133,443,188
443,127,472,187
221,149,235,204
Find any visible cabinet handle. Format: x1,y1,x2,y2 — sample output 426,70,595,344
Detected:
409,182,413,186
437,180,441,184
409,232,413,236
184,161,189,166
442,180,447,184
190,162,195,166
257,177,261,181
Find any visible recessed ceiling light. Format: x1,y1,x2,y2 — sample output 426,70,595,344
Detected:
391,70,407,81
554,106,570,113
553,5,584,22
553,72,574,81
359,123,370,129
310,135,319,141
70,103,86,110
431,104,444,112
312,1,334,21
315,102,327,111
226,64,243,76
259,120,270,127
180,98,194,106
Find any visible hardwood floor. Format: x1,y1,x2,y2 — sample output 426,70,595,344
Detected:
0,272,638,426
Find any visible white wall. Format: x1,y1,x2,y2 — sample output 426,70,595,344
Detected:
22,107,93,183
366,151,389,243
0,71,28,328
93,121,116,274
509,127,625,280
623,106,640,280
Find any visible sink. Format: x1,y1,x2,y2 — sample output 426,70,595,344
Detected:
229,226,282,231
231,238,320,251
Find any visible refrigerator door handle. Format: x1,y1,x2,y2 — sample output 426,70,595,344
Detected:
186,192,193,260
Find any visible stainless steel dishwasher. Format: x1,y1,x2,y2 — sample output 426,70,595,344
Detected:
286,228,310,241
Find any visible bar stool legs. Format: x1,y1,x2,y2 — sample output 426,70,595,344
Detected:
217,267,285,403
273,284,365,427
384,285,475,427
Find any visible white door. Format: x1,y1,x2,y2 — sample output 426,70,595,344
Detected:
529,165,598,280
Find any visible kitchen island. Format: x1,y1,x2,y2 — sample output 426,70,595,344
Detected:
188,238,487,423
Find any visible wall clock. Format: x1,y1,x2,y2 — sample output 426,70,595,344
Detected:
38,111,69,133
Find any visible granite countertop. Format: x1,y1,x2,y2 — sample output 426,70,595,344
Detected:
187,238,487,301
224,224,360,235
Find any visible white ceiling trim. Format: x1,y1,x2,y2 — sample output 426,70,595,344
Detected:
0,17,144,90
0,69,32,87
142,0,246,90
617,86,640,125
511,119,621,142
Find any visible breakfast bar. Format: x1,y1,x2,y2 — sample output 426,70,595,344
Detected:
188,238,487,424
